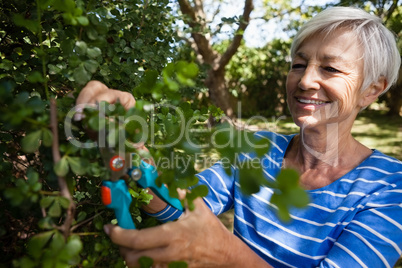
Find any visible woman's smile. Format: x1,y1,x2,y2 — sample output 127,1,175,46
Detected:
295,97,332,109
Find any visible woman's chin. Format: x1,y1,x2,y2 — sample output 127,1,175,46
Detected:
293,115,321,129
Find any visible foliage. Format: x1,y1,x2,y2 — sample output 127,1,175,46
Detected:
0,0,308,267
0,0,183,266
222,38,292,117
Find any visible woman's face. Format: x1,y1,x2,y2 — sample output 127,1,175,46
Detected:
286,29,366,130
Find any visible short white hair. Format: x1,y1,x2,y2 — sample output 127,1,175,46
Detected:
290,6,401,94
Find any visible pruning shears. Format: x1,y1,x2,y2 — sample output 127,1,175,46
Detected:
99,147,183,229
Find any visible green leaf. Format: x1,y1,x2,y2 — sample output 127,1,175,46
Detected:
21,130,42,153
26,168,39,185
76,211,87,223
277,169,299,188
133,70,158,94
48,64,62,74
27,231,55,259
139,256,153,268
0,59,13,71
60,234,83,260
54,157,69,177
59,197,71,209
40,196,55,208
73,64,91,85
270,194,291,222
76,16,89,26
75,41,88,55
186,184,208,202
42,128,53,147
238,165,263,195
168,261,188,268
48,201,61,217
176,61,198,78
13,13,40,33
16,256,35,268
49,231,65,252
27,71,45,83
84,60,99,73
67,156,88,175
286,187,310,208
87,47,102,58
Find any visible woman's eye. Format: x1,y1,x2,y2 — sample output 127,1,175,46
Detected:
292,64,305,69
324,66,340,73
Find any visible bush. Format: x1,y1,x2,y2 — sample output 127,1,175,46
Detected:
0,1,306,267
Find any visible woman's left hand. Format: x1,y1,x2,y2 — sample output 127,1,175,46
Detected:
104,198,270,268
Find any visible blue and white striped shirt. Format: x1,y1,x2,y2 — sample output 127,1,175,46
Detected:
151,132,402,267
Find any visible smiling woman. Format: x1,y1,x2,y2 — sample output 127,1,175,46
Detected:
76,6,402,268
286,29,368,130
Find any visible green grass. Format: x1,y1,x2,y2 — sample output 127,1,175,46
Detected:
250,109,402,160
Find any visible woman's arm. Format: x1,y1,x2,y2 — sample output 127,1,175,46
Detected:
104,197,272,268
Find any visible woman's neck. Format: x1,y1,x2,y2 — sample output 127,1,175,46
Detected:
284,129,372,187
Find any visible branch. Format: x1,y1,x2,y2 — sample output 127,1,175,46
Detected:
178,0,217,64
70,211,105,232
384,0,398,22
218,0,254,71
50,98,76,240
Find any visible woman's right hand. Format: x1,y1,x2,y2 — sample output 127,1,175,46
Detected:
75,80,136,120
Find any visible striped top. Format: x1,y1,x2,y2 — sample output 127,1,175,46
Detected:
150,131,402,267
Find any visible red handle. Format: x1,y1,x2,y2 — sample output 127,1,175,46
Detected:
101,185,112,205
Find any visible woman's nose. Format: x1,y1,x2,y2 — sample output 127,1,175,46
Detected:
298,65,321,91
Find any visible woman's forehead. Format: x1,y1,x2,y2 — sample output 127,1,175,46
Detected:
296,29,363,62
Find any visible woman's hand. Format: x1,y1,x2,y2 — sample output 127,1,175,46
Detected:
104,198,270,268
75,80,136,120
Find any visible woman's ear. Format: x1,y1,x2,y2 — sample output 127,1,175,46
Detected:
359,76,387,108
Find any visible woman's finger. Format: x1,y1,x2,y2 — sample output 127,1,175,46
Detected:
75,80,109,106
105,89,136,110
76,81,135,109
104,222,177,250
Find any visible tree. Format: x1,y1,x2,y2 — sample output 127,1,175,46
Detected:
176,0,254,118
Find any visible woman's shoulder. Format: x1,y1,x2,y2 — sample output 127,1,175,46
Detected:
361,150,402,174
347,150,402,191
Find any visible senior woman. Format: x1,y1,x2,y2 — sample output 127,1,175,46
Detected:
77,6,402,267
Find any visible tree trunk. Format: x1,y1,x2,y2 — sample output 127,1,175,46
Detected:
205,67,234,118
386,65,402,116
177,0,254,118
